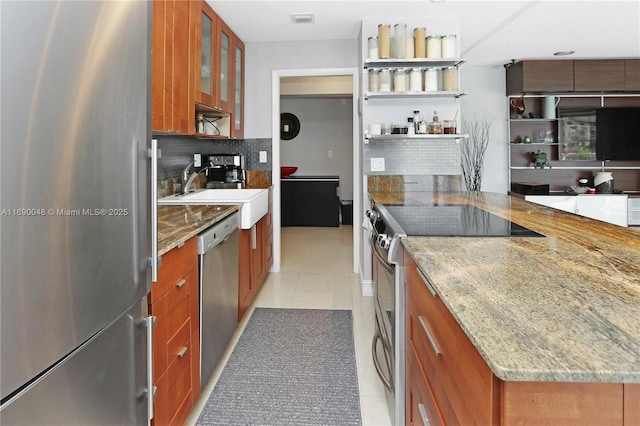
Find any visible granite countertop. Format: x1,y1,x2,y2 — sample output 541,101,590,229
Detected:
157,204,238,256
370,191,640,383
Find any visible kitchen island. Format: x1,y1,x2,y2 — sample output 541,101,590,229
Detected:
369,191,640,424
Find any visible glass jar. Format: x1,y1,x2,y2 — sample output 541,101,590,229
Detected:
441,34,457,58
409,68,422,92
428,110,443,134
444,119,457,134
414,27,426,58
426,35,442,58
393,68,407,92
424,67,438,91
379,68,391,92
443,66,458,91
394,23,407,58
378,24,391,59
368,36,379,60
368,69,380,92
405,36,414,59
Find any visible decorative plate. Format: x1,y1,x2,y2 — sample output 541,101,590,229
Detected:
280,112,300,140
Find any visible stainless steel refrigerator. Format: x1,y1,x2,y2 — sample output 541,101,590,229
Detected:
1,1,153,424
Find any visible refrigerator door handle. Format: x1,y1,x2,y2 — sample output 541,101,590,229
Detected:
146,315,157,420
150,139,159,282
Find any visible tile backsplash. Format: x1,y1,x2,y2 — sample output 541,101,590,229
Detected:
364,139,461,175
156,136,272,181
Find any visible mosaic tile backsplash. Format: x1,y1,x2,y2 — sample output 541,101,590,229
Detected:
364,138,461,175
156,136,272,181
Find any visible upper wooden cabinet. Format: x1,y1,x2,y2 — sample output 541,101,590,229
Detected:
196,2,218,108
574,60,625,92
506,60,574,95
626,59,640,91
507,59,640,95
151,0,195,134
232,36,245,138
216,19,234,114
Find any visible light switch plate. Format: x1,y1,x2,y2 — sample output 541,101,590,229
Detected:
259,151,267,163
371,157,385,172
194,153,202,167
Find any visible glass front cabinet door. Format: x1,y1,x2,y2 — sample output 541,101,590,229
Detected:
233,39,244,138
217,20,233,113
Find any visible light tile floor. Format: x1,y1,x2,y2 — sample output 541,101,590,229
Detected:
186,225,392,426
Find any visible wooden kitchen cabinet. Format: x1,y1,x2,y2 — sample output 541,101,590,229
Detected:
231,35,245,138
149,237,200,426
151,0,195,134
281,178,340,227
506,60,574,95
625,59,640,91
404,250,640,425
196,1,218,107
574,60,626,92
216,18,234,114
405,254,498,425
238,191,273,320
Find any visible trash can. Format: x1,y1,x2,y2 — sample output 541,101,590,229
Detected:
340,200,353,225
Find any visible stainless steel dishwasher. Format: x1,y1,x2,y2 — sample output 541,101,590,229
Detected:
197,211,239,389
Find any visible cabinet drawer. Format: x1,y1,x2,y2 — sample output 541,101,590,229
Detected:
151,268,198,380
153,334,194,426
405,257,497,425
152,237,197,302
406,340,444,426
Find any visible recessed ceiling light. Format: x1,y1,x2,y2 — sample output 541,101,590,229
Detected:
553,50,575,56
290,12,315,24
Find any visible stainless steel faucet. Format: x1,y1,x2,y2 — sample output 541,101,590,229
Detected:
182,161,209,194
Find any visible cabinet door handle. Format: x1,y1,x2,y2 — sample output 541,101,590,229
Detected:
418,316,441,356
418,403,430,425
417,267,437,296
175,278,186,288
177,346,188,358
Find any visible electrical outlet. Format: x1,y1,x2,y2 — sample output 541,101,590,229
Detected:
370,157,385,172
328,150,333,158
194,153,202,167
259,151,267,163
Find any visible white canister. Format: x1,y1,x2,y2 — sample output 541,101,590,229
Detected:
368,36,379,60
368,69,380,92
405,36,414,59
426,35,442,58
369,123,382,135
441,34,457,58
394,23,407,59
443,67,458,91
424,67,438,91
393,68,407,92
544,96,560,119
379,68,391,92
409,68,422,92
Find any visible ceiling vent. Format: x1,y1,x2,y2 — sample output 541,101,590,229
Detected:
290,12,315,24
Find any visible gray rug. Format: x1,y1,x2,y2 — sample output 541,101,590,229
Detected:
196,308,362,426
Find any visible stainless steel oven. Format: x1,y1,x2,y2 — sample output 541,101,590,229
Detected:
367,206,405,426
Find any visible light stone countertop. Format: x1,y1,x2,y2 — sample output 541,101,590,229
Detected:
370,191,640,383
157,204,238,256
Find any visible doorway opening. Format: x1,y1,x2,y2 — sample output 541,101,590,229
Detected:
271,68,360,277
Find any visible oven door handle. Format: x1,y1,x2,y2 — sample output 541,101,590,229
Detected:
371,332,393,392
371,237,394,274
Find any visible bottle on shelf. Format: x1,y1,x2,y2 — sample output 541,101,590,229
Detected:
428,110,442,134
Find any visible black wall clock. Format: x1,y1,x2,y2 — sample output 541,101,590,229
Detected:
280,112,300,140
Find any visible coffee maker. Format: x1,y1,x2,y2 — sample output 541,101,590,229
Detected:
207,154,245,188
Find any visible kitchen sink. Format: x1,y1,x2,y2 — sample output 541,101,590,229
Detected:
158,189,269,229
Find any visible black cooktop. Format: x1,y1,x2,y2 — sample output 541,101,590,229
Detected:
379,204,544,237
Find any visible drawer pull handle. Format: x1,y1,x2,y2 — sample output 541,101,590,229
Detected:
418,403,429,425
177,346,188,358
417,267,437,296
175,279,186,288
418,316,441,356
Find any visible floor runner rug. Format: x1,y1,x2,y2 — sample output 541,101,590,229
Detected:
196,308,362,425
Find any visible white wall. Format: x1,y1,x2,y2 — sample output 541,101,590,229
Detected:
245,39,358,138
460,65,509,194
281,97,354,200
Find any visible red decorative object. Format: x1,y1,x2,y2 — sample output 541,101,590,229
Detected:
280,166,298,178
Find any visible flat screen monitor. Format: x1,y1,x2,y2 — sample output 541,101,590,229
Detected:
595,107,640,161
